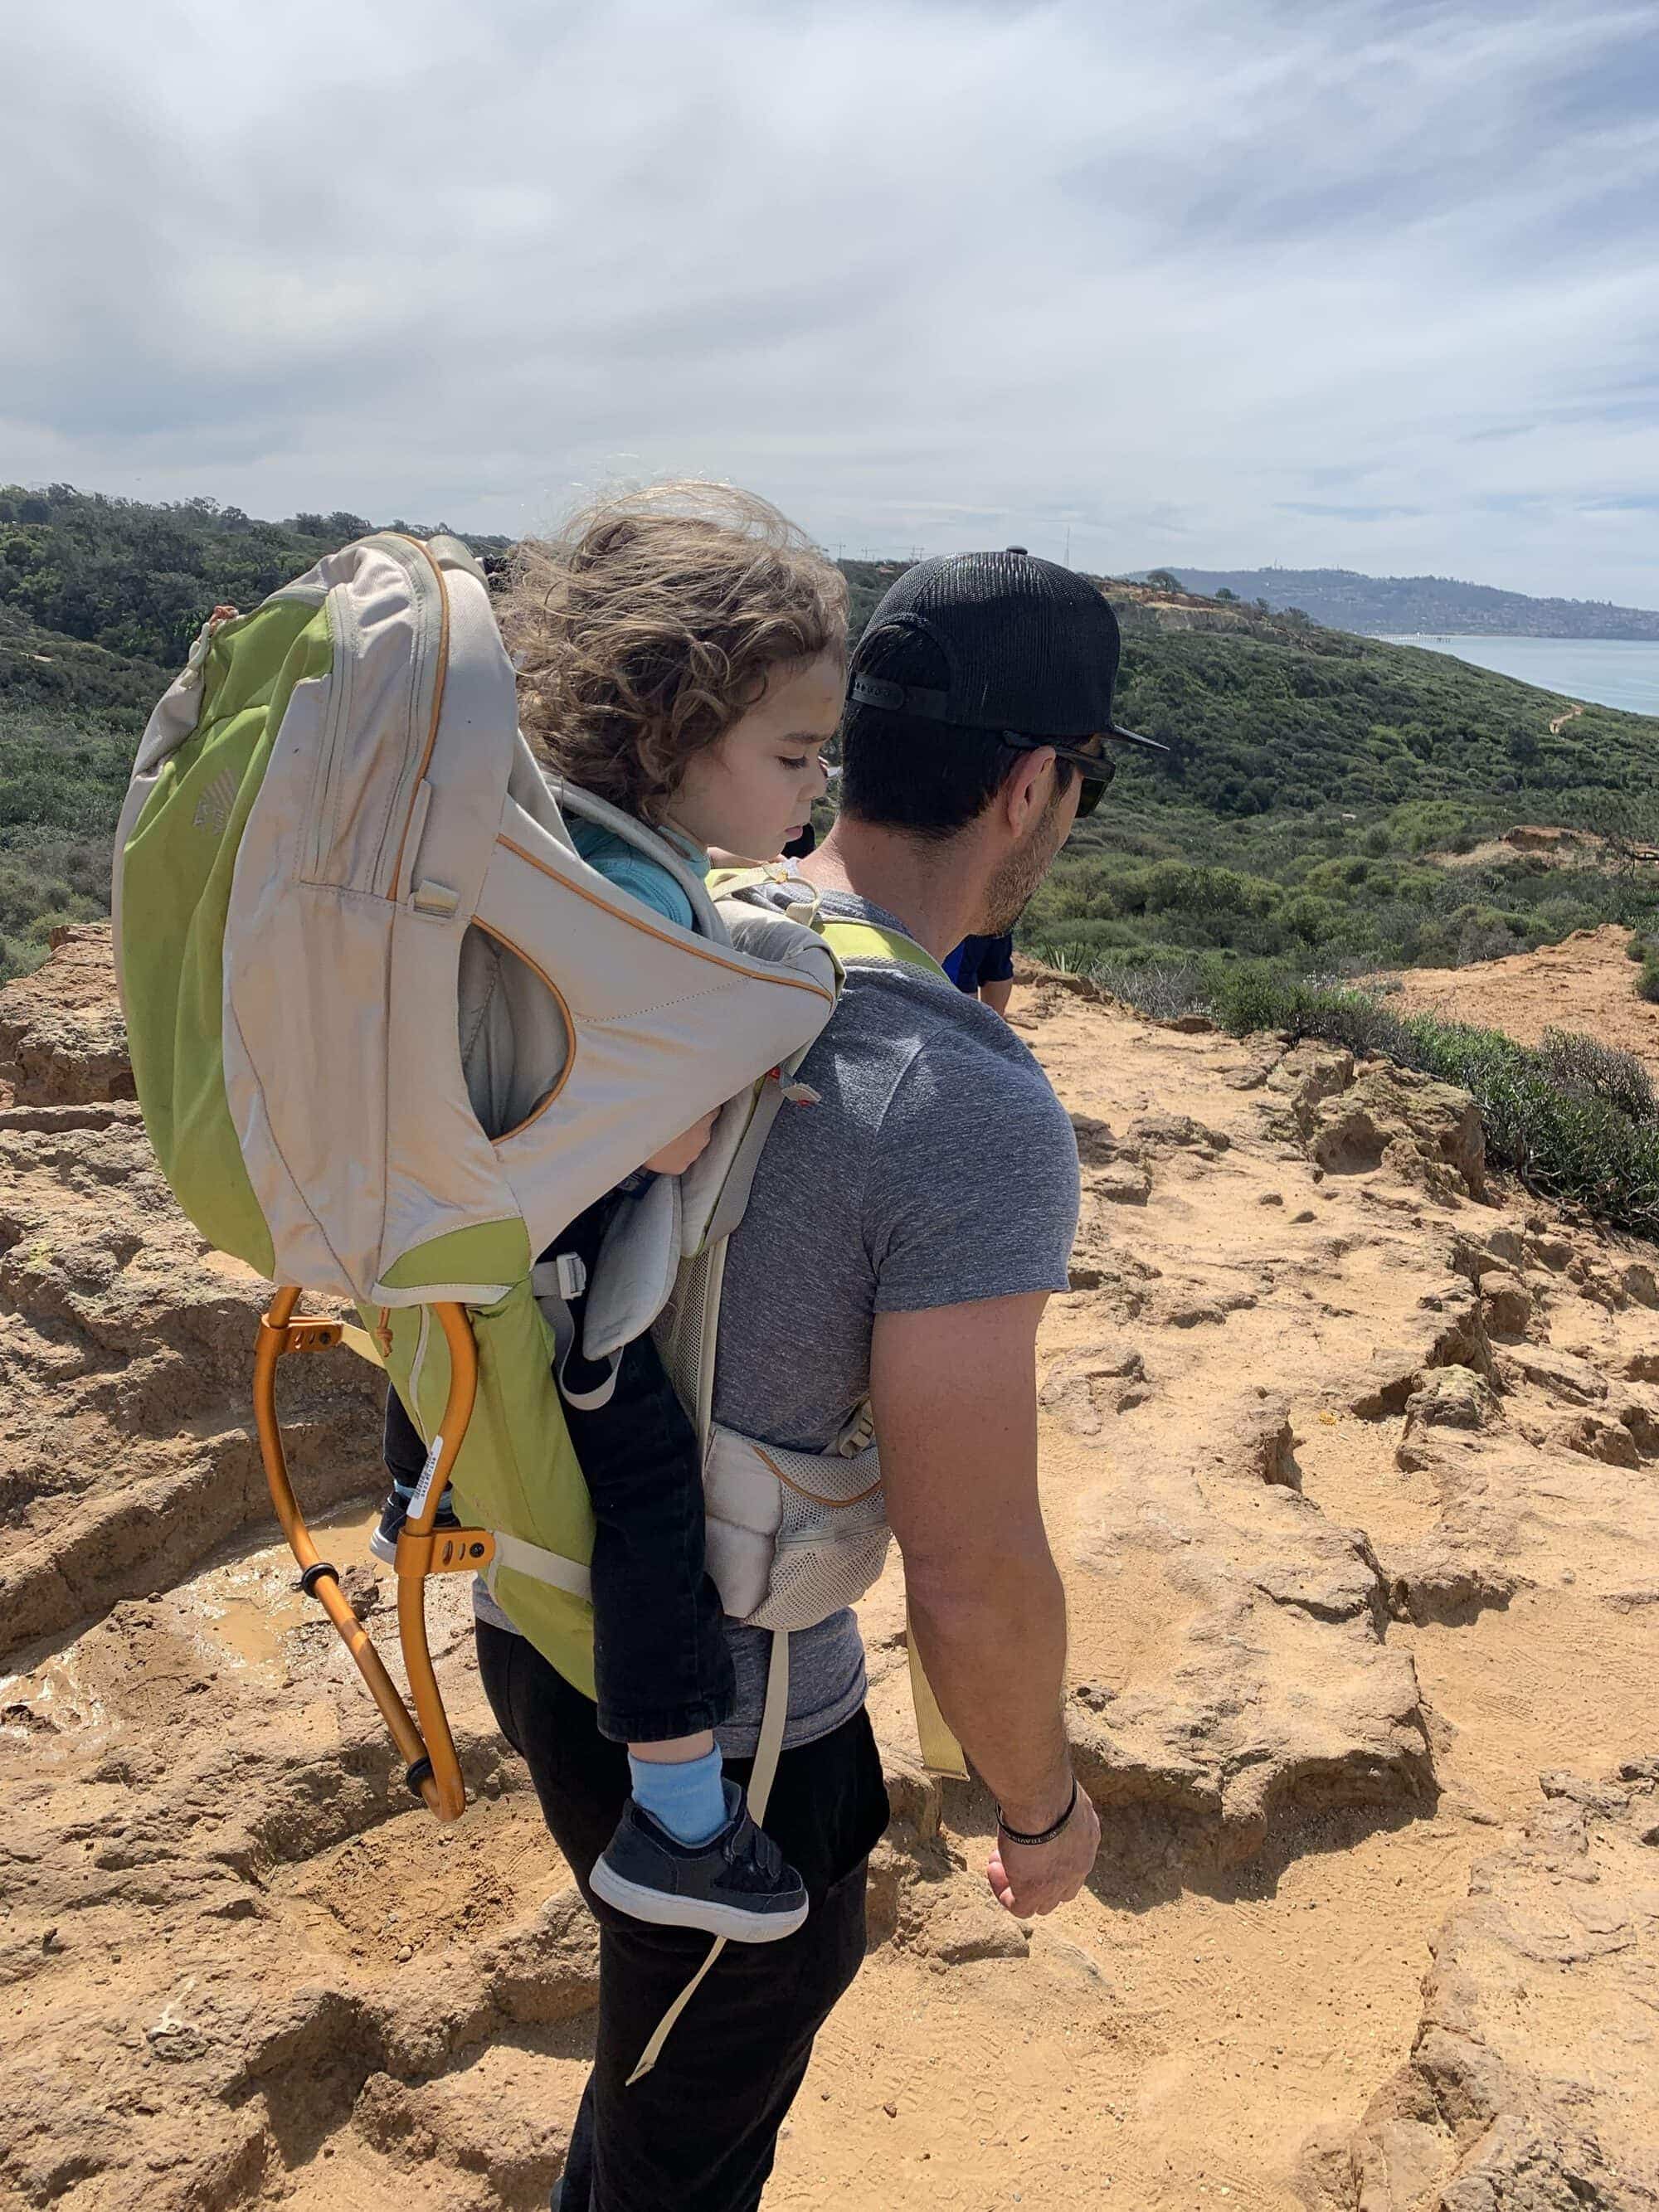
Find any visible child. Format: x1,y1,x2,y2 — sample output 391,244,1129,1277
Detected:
377,484,845,1941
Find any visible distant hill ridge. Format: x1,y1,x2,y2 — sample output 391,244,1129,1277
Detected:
1154,566,1659,643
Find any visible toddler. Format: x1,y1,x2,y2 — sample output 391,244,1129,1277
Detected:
377,484,844,1941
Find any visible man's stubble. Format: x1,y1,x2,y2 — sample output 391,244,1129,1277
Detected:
979,775,1078,936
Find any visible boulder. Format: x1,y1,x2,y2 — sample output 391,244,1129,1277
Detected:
1306,1064,1486,1202
0,923,132,1106
1478,1266,1533,1340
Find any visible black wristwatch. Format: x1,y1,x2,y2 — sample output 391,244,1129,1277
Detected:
995,1777,1079,1848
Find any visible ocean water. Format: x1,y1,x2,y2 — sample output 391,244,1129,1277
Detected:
1379,634,1659,717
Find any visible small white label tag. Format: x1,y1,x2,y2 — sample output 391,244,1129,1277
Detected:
407,1435,445,1524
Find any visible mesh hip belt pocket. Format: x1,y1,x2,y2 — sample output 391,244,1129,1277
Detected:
703,1423,890,1633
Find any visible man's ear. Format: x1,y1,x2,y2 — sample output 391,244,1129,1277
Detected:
1002,746,1054,837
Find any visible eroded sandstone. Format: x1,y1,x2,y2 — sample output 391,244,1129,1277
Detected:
5,934,1659,2210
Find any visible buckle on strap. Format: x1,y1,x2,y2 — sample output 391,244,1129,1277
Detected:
393,1526,495,1577
530,1252,588,1300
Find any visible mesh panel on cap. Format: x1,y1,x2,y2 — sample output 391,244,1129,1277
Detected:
854,551,1124,740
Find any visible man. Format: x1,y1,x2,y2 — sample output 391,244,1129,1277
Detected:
943,927,1016,1014
476,549,1165,2210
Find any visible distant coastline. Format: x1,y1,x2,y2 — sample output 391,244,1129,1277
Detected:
1379,633,1659,716
1160,566,1659,644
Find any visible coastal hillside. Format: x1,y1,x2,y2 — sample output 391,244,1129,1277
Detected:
3,930,1656,2209
7,495,1659,994
1156,564,1659,642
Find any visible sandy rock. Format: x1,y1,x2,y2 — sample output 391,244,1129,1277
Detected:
1478,1266,1533,1340
1039,1340,1149,1435
1498,1344,1609,1407
1395,1369,1501,1477
1400,1364,1501,1440
0,924,133,1106
1127,1109,1230,1155
1350,1285,1493,1418
1382,1539,1524,1626
1617,1394,1659,1459
1092,1161,1154,1205
1047,1374,1429,1871
1306,1065,1486,1201
1553,1410,1644,1467
0,1096,382,1659
8,921,1659,2211
1318,1771,1659,2209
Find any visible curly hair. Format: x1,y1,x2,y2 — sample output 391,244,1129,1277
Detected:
502,481,848,822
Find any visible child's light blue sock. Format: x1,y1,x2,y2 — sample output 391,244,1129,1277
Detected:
629,1747,727,1846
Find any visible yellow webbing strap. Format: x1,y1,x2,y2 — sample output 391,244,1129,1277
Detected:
907,1607,968,1779
626,1628,792,2086
818,916,947,980
338,1322,385,1366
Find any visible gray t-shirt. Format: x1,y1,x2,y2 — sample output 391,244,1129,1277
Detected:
476,888,1081,1756
713,887,1080,1753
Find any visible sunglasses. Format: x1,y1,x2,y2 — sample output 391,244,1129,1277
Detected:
999,732,1117,820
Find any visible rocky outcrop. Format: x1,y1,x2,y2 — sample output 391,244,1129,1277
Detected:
6,932,1659,2210
1302,1767,1659,2209
0,1092,382,1657
0,924,133,1106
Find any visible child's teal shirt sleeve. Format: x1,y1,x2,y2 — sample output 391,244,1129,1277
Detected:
569,821,702,930
591,849,696,929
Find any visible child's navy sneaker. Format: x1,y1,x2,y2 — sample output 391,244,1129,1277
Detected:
589,1781,809,1942
369,1485,460,1565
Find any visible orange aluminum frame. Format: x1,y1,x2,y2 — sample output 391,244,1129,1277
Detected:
252,1287,492,1821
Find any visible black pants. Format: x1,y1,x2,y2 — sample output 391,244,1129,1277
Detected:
381,1194,734,1743
477,1621,890,2211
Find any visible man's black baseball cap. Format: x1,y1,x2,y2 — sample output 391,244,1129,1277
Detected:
847,547,1166,754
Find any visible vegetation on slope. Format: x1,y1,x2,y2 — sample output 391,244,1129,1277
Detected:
0,487,509,980
5,505,1659,992
0,484,508,667
1023,798,1659,984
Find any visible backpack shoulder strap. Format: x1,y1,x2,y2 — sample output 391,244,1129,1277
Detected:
818,915,948,980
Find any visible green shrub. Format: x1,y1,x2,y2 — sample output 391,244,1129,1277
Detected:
1388,800,1484,855
1537,1028,1656,1125
1638,958,1659,1006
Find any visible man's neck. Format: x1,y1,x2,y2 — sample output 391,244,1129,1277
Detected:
800,821,989,960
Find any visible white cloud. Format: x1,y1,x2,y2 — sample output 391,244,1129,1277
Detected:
4,0,1658,600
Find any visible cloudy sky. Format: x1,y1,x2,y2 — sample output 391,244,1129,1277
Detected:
7,0,1659,603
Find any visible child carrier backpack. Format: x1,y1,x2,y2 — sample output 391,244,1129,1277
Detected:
113,532,963,1868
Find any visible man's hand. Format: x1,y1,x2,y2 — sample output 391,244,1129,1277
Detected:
986,1787,1101,1918
645,1109,718,1177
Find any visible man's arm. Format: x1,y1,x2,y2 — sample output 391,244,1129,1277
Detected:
978,978,1014,1017
871,1293,1099,1915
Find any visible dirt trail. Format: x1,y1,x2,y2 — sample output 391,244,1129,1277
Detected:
3,936,1657,2211
1388,921,1659,1077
